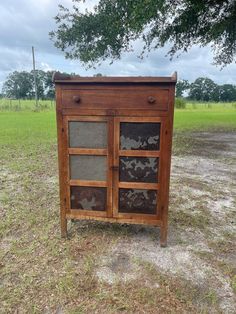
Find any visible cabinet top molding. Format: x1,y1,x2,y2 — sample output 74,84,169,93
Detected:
53,72,177,84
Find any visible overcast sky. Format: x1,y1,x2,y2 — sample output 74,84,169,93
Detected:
1,0,236,90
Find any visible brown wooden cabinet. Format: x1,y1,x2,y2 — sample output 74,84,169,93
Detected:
54,73,177,247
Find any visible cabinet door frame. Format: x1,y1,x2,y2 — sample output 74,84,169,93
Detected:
113,116,165,221
63,115,113,218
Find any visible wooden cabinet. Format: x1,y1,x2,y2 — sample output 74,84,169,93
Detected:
54,73,177,246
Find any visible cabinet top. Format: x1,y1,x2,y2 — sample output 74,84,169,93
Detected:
53,72,177,84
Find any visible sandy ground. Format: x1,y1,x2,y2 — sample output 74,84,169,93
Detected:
0,131,235,313
95,132,236,313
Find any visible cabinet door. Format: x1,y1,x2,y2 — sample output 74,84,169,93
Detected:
64,116,113,217
113,117,162,219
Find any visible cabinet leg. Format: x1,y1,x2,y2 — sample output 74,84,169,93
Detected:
61,217,68,238
160,225,167,247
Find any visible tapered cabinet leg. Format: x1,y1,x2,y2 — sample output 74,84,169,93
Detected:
61,216,68,238
160,225,168,247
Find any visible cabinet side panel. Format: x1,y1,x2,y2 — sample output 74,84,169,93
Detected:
56,85,68,237
160,84,175,246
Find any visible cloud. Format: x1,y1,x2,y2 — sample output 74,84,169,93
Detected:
0,0,236,91
0,0,70,54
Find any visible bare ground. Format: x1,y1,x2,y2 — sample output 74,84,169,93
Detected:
0,132,236,313
95,132,236,313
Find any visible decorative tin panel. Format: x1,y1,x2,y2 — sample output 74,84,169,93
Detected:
70,155,107,181
69,121,107,148
71,186,106,211
120,122,160,150
119,189,157,214
119,157,158,183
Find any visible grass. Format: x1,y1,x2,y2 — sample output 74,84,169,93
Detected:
0,111,56,145
0,99,235,138
174,102,236,131
0,98,55,111
0,100,235,313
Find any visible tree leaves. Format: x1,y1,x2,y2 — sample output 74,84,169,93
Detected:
50,0,236,67
177,77,236,102
2,71,56,100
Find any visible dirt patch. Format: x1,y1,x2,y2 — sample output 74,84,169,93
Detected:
0,235,17,253
192,132,236,158
171,154,236,238
96,227,235,313
97,251,142,284
96,131,236,313
173,131,236,160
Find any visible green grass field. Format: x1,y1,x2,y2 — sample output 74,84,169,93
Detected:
0,100,235,164
0,100,235,144
174,102,236,131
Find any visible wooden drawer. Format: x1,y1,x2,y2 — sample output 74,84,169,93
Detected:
61,87,169,111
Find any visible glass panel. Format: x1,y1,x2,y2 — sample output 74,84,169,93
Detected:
70,155,106,181
69,121,107,148
119,189,157,214
71,186,106,211
120,122,160,150
120,157,158,183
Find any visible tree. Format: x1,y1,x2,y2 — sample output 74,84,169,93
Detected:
2,71,34,99
33,70,55,99
43,71,56,99
176,79,190,97
34,70,45,99
219,84,236,102
189,77,220,101
50,0,236,67
2,70,56,100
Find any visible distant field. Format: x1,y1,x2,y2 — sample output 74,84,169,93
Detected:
0,98,55,111
0,99,235,139
174,102,236,131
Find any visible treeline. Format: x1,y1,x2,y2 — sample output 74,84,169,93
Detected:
2,71,236,102
1,71,104,100
177,77,236,102
2,70,55,99
1,70,56,100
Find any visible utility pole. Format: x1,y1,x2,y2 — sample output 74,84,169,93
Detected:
32,46,38,108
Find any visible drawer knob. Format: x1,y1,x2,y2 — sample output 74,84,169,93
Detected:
73,95,81,103
148,96,156,104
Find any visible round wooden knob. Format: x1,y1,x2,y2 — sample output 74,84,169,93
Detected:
148,96,156,104
73,95,81,103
